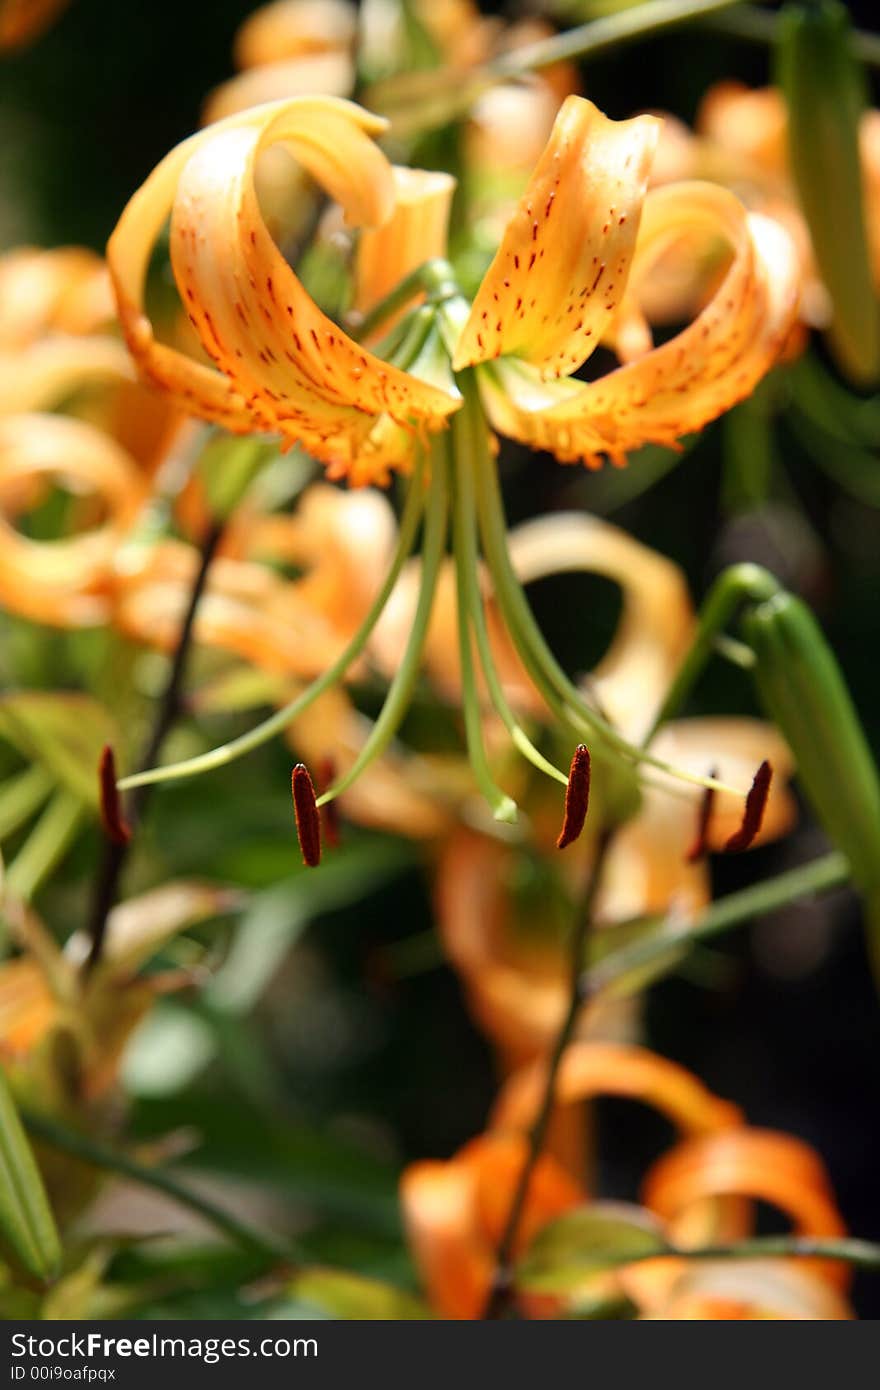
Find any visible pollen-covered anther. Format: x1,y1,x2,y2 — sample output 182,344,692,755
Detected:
557,744,592,850
685,767,719,864
317,755,341,850
98,744,132,846
724,759,773,853
291,762,322,868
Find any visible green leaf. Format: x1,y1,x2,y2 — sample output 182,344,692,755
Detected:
0,692,120,807
281,1267,431,1320
516,1203,669,1294
0,1067,61,1287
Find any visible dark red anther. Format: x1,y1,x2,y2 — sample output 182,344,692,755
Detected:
724,760,773,853
557,744,591,850
685,767,719,864
317,755,341,849
98,744,131,846
291,763,322,867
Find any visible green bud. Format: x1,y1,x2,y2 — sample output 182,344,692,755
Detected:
741,590,880,899
777,0,880,383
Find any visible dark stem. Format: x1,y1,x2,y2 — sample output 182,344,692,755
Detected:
483,827,615,1320
84,517,226,975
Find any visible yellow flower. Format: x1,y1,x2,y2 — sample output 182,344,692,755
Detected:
108,93,799,486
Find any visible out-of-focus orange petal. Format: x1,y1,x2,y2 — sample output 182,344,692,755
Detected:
696,82,789,183
491,1041,741,1140
0,959,55,1059
0,0,67,50
0,413,145,626
233,0,357,70
646,1259,853,1320
0,335,134,416
400,1132,582,1319
107,98,460,484
0,247,113,347
506,513,695,742
647,718,797,853
453,97,660,376
202,53,355,125
435,831,639,1076
643,1129,849,1290
482,183,799,468
354,166,456,326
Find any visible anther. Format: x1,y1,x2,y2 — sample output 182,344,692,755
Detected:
557,744,591,849
291,763,322,867
724,760,773,853
317,755,341,849
685,767,718,863
98,745,131,846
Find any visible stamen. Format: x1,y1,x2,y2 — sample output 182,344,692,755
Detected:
685,766,718,863
557,744,591,849
724,760,773,853
317,755,341,849
98,745,131,846
291,763,322,867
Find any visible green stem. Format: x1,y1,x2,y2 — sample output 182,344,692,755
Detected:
22,1110,294,1265
587,850,850,997
453,384,569,793
488,0,743,81
353,259,460,342
118,458,427,793
470,387,741,798
4,791,83,902
316,441,448,808
661,1235,880,1270
0,765,54,842
643,563,781,744
451,436,519,823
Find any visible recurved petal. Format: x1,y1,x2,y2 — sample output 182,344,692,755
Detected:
643,1129,849,1289
354,166,456,324
0,335,134,416
107,98,459,482
0,414,144,627
491,1041,741,1140
481,182,800,467
505,512,695,742
453,96,660,377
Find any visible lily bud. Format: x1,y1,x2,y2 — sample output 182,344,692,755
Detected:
741,591,880,900
777,0,880,383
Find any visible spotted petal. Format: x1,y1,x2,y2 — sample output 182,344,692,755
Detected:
479,182,800,467
107,98,460,484
453,96,660,377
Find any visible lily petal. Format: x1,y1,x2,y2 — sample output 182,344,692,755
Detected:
107,98,460,483
0,414,144,627
453,96,660,376
354,166,456,325
481,183,800,467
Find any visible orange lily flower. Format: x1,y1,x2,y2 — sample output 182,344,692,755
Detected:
108,93,799,484
401,1042,852,1319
